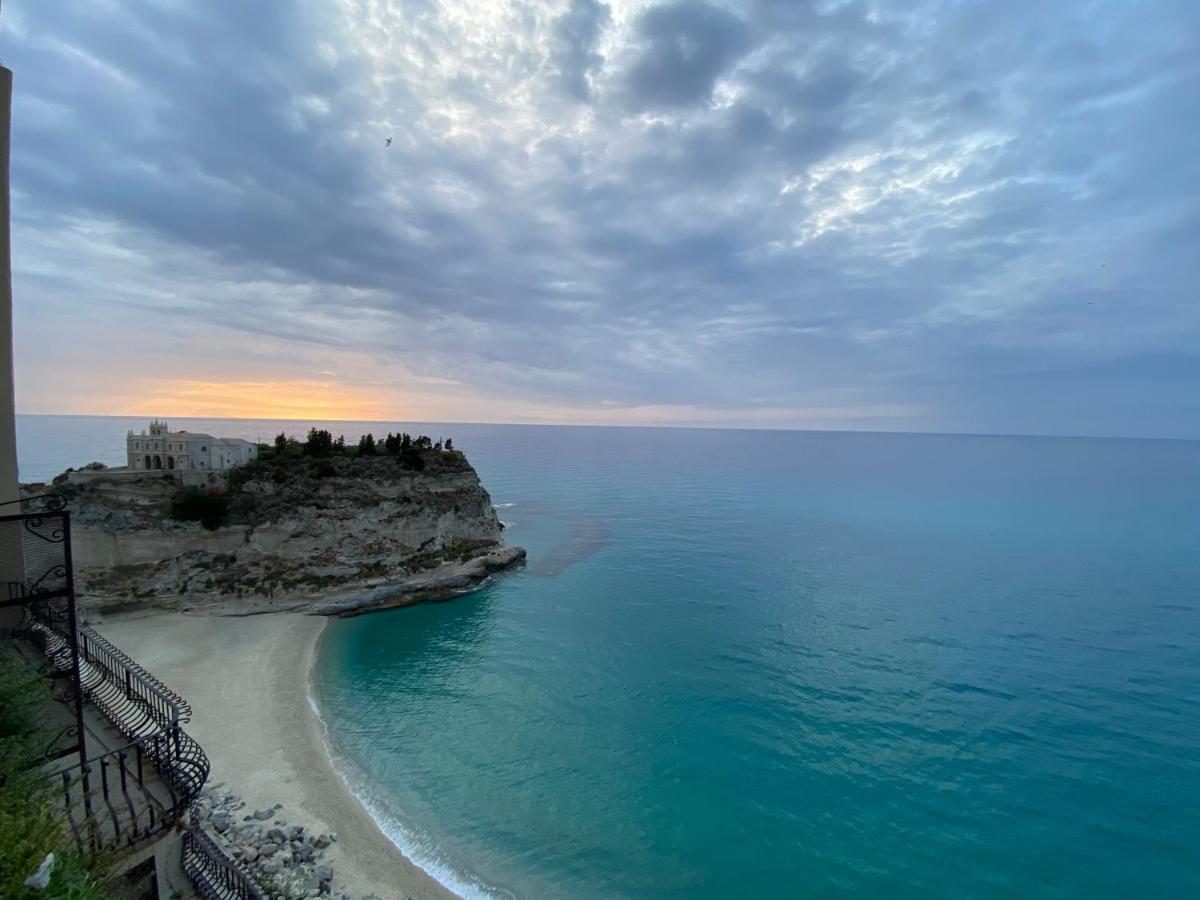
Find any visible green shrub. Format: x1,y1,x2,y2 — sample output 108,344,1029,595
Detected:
225,457,284,493
398,447,425,471
0,658,108,899
48,483,80,504
169,487,230,530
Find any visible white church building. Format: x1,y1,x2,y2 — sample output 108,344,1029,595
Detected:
126,420,258,472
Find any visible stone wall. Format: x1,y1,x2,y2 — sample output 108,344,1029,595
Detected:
67,467,224,488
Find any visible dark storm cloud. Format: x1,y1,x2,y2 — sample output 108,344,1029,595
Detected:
624,1,753,109
5,0,1200,435
551,0,612,101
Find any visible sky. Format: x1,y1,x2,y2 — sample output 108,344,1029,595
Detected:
2,0,1199,437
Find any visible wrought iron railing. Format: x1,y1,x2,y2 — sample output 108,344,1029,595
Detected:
47,724,212,853
0,492,72,601
182,825,266,900
52,736,167,852
80,626,192,734
4,495,263,897
27,617,212,850
3,495,211,856
2,495,91,794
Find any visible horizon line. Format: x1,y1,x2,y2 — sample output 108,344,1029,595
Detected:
13,411,1199,444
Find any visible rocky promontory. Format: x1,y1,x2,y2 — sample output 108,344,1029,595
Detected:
51,440,525,616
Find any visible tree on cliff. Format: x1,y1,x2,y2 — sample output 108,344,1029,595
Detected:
170,486,230,530
398,445,425,471
384,433,400,455
305,428,334,457
274,432,287,452
359,433,377,456
445,437,453,451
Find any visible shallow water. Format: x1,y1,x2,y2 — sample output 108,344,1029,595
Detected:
20,418,1200,897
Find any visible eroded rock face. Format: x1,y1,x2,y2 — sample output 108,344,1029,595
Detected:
55,452,525,615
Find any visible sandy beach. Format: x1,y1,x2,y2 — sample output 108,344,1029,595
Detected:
98,610,458,900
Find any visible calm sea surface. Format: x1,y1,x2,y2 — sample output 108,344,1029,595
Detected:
18,416,1200,898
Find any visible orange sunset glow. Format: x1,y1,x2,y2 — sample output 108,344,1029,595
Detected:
118,380,389,421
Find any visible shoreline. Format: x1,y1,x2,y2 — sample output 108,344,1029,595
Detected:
98,610,460,900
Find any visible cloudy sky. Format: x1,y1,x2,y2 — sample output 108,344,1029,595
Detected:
3,0,1198,436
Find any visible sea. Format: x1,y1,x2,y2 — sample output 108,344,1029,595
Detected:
17,415,1200,898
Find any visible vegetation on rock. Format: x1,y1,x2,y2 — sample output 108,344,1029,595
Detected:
0,657,108,899
59,428,522,612
169,485,230,530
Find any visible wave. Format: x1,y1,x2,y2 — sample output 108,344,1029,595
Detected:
306,690,514,900
494,502,518,509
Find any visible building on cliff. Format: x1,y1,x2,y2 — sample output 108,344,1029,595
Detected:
127,419,258,471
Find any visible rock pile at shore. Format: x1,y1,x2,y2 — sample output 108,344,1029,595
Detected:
194,784,354,899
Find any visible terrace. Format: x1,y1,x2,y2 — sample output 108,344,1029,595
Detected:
1,494,262,899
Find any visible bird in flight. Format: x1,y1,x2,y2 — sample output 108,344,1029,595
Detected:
386,137,392,147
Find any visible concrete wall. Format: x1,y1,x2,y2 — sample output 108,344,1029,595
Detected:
0,67,17,506
0,66,24,605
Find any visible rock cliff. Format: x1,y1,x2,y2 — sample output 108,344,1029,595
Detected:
55,448,525,616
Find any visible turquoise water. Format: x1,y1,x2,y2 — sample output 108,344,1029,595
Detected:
312,426,1199,899
17,418,1200,897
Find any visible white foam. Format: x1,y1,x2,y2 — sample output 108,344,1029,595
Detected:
494,502,518,509
306,691,514,900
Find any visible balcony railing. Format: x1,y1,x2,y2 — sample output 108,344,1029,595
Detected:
182,825,267,900
52,734,180,853
29,612,192,725
2,494,265,896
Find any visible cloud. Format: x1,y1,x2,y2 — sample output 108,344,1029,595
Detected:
4,0,1200,437
551,0,612,101
623,1,754,109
